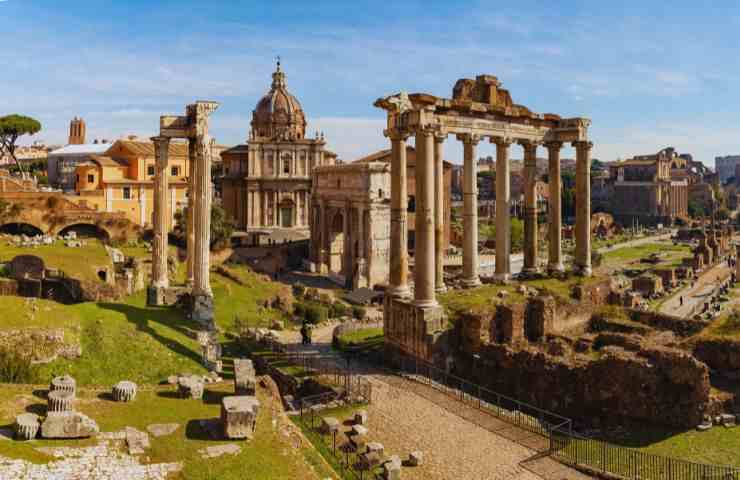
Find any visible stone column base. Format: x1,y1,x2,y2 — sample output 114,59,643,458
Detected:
493,273,511,284
190,293,215,330
147,285,188,307
547,263,565,275
384,295,446,364
387,285,411,299
576,265,593,277
460,277,482,289
435,284,448,294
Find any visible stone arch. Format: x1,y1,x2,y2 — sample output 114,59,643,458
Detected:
0,222,44,237
55,222,111,241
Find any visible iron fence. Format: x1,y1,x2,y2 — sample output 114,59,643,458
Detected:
384,340,740,480
298,393,381,480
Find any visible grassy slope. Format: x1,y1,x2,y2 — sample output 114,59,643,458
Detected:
0,239,112,282
0,384,333,480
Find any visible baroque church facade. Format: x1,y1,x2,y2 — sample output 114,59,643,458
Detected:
221,62,337,243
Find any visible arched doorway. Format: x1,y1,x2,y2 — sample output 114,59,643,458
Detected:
0,223,44,236
58,223,110,241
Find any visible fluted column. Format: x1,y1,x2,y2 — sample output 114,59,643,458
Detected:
192,135,214,297
574,141,593,276
460,133,481,288
522,141,539,274
494,137,512,281
546,141,564,273
434,134,447,293
186,139,196,287
151,136,170,290
415,127,436,307
388,131,410,298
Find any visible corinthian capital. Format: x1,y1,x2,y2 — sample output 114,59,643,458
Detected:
572,140,593,152
491,136,514,147
385,128,409,141
456,133,480,145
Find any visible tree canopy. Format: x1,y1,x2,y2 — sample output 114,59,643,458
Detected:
0,115,42,177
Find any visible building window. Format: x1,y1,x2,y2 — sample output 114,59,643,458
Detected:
171,166,180,176
283,159,290,174
87,174,94,183
147,165,155,176
378,189,384,199
123,187,131,200
408,195,416,212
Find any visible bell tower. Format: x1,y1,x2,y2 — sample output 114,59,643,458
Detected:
68,117,86,145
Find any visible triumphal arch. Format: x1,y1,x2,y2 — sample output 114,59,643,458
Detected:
147,100,219,329
375,74,592,360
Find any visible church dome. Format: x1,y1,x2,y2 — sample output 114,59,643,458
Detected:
251,61,307,141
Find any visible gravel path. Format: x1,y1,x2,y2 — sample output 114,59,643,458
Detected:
660,262,731,317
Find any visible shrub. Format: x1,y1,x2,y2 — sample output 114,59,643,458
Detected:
0,347,39,384
292,283,306,298
352,306,367,320
318,293,333,305
329,302,349,319
294,302,306,318
305,304,328,325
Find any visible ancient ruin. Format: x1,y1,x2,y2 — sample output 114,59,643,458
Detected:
375,75,592,359
147,101,219,328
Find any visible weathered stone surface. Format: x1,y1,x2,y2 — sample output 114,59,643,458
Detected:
125,427,150,455
50,374,76,395
233,358,256,395
321,417,340,434
113,381,137,402
178,375,204,400
408,451,423,466
47,389,75,413
354,409,368,426
220,396,260,440
146,423,180,437
366,441,384,456
40,412,99,439
382,456,402,480
349,425,368,450
14,413,40,440
191,294,215,329
358,450,382,470
199,443,242,459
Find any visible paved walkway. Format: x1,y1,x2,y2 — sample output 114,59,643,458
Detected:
278,326,592,480
659,262,731,317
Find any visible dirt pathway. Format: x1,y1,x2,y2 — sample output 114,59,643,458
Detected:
660,262,731,317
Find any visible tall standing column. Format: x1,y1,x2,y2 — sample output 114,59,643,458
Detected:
186,139,196,287
521,141,539,274
494,137,512,281
415,127,437,307
574,141,593,276
546,141,564,273
192,135,214,297
460,133,481,288
150,136,170,290
388,131,410,298
434,134,447,293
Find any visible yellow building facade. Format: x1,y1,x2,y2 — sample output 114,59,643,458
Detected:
74,139,189,230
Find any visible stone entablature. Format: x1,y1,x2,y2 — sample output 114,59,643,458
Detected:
309,162,391,289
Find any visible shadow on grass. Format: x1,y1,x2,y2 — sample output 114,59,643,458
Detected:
202,389,230,406
156,390,182,400
31,389,48,400
25,403,46,416
185,418,223,441
97,302,203,367
97,392,115,402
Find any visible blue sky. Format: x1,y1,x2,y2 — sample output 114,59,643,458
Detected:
2,0,740,165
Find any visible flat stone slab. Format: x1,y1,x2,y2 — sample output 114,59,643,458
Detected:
40,412,99,439
321,417,340,434
199,443,242,459
146,423,180,437
125,427,151,455
351,425,368,436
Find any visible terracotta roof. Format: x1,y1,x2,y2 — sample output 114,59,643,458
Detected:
89,155,127,168
112,140,188,157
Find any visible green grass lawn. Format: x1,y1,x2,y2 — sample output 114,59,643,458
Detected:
0,383,335,480
0,264,288,387
601,242,692,268
0,239,112,282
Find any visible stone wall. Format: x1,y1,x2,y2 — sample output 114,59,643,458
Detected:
627,309,706,337
572,278,612,305
692,338,740,372
464,342,709,428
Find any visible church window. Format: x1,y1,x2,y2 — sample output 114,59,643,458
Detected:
123,187,131,200
147,165,155,176
88,174,94,183
171,166,180,176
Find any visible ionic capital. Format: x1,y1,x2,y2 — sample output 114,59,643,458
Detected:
544,141,563,152
434,132,447,144
519,139,539,157
572,140,593,152
386,129,409,142
491,136,514,147
456,133,481,145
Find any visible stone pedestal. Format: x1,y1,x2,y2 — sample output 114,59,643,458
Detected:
383,295,446,363
178,375,204,400
113,381,138,402
221,396,260,440
14,413,40,440
191,294,215,330
234,358,256,396
40,412,99,439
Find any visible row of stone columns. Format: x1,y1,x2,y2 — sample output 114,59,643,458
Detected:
386,128,594,307
150,134,213,300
